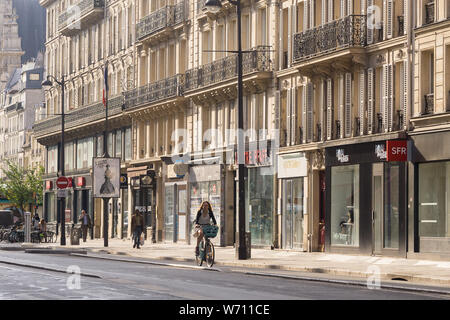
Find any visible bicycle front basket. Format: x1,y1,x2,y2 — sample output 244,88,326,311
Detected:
203,225,218,238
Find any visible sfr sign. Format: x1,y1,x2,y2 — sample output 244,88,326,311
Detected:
386,140,407,162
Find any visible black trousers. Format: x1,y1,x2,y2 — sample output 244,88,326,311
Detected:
81,225,88,242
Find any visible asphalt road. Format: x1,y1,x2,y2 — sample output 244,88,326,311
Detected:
0,251,448,301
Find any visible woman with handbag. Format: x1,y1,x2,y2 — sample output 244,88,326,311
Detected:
193,201,217,256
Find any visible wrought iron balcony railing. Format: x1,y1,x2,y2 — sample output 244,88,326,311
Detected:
123,74,185,110
398,16,404,36
293,15,366,63
424,93,434,115
58,0,105,33
184,46,272,91
136,2,187,41
33,95,124,137
425,2,435,25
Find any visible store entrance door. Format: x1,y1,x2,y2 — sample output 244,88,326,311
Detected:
177,185,187,242
372,163,383,255
282,178,304,249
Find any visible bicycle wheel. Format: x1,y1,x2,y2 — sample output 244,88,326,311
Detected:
205,241,215,268
196,241,204,266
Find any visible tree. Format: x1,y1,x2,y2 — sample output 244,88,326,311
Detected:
0,160,44,213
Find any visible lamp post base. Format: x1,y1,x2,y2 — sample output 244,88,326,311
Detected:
235,232,251,260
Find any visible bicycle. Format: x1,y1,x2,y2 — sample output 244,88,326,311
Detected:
195,224,219,268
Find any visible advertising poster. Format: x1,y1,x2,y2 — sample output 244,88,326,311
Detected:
93,157,120,198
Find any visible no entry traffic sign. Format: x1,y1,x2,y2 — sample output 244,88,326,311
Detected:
56,176,69,189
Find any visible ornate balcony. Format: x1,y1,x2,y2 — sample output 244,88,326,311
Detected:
293,15,366,64
58,0,105,36
33,95,125,145
423,93,434,115
122,74,185,111
184,46,272,97
398,16,404,36
136,2,187,43
425,2,435,25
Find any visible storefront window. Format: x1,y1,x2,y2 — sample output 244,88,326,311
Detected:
384,163,400,248
164,185,175,241
45,192,56,222
122,189,129,238
331,165,360,247
419,162,450,238
76,137,93,169
246,168,273,246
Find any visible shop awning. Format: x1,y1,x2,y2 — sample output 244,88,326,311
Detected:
127,166,148,178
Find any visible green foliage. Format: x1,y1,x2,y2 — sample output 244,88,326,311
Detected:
0,160,44,211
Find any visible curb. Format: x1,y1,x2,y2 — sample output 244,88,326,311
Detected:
70,253,222,272
238,271,450,296
0,258,102,279
25,248,87,255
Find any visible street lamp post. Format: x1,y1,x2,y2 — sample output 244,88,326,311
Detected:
204,0,249,259
42,75,66,246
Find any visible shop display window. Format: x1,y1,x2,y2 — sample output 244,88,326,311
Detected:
331,165,360,247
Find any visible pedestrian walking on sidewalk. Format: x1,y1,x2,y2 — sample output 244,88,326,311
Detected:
131,209,144,249
79,210,92,242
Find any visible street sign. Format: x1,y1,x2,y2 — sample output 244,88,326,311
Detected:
56,176,69,189
57,189,68,198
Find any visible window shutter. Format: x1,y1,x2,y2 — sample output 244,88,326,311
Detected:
307,82,314,142
291,88,297,145
367,68,375,133
382,64,389,132
320,80,326,141
347,0,353,15
401,60,408,129
383,0,387,40
403,0,407,35
328,0,334,21
310,0,315,28
344,72,352,137
367,0,374,44
386,0,393,39
302,85,307,143
287,89,291,146
326,78,334,140
359,70,366,135
322,0,328,25
340,0,346,18
338,74,344,138
304,0,309,30
388,64,394,132
275,91,281,131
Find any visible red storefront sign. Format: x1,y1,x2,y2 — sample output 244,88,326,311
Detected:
67,177,73,188
76,177,86,187
386,140,408,162
45,181,53,190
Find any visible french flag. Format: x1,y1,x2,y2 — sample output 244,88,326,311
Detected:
103,65,108,107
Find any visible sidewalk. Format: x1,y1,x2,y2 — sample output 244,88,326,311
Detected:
3,238,450,288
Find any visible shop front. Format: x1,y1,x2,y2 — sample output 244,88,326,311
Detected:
325,140,407,256
163,162,188,243
189,163,224,246
242,140,276,248
277,152,307,250
410,131,450,257
128,166,156,241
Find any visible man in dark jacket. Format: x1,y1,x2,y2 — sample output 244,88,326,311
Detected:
131,209,145,249
79,210,92,242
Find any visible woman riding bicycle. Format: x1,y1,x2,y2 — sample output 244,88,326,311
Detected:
193,201,217,256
